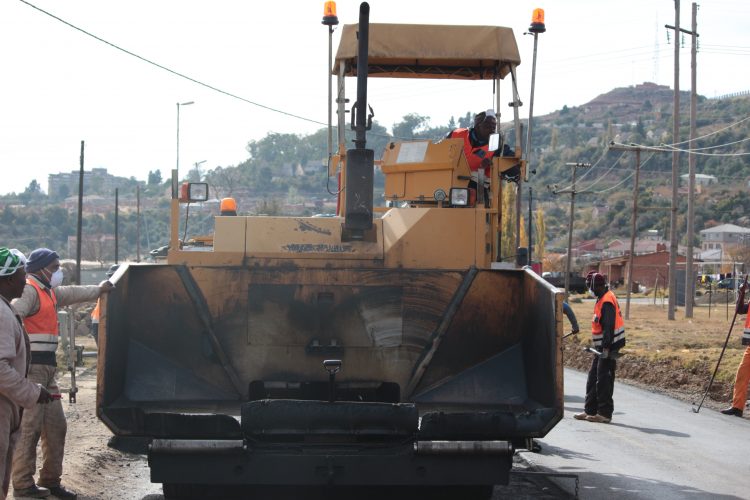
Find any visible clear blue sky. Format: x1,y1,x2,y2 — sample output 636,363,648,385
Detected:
1,0,747,195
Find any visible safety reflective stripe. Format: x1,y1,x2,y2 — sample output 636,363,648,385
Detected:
743,328,750,345
593,327,625,347
28,332,59,351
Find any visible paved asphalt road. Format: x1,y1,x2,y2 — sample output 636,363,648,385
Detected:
520,368,750,499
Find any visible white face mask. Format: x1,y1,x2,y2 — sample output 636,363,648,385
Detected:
588,289,596,298
49,269,64,288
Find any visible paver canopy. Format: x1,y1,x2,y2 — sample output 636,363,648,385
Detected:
334,23,521,80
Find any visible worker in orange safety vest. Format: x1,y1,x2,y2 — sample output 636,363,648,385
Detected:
90,264,119,347
11,248,113,499
721,280,750,418
447,109,498,179
574,272,626,424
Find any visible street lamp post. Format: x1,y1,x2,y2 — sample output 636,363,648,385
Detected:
192,160,207,181
176,101,194,196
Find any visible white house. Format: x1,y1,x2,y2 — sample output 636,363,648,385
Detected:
700,223,750,253
680,173,717,186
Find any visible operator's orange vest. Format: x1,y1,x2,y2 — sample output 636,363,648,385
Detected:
743,310,750,345
449,128,492,175
591,290,625,348
23,278,59,353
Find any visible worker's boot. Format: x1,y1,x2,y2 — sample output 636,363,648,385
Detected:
573,412,590,420
43,485,76,500
720,407,743,417
586,414,611,423
13,484,50,498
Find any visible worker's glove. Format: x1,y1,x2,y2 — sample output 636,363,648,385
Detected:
37,386,53,404
98,280,115,293
570,328,580,335
500,164,521,184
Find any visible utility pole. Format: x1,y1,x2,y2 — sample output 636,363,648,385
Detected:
666,0,681,321
555,162,591,301
136,184,141,263
609,143,643,320
685,3,699,318
114,188,119,265
666,2,699,318
75,141,84,285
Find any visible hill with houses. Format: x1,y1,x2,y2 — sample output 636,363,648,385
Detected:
1,82,749,269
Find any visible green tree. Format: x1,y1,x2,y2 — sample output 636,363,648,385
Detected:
18,180,45,206
392,113,430,140
148,170,163,185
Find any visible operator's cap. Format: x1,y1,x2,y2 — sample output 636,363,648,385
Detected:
585,271,606,288
26,248,58,273
485,109,497,120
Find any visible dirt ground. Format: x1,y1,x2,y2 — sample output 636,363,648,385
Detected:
9,338,163,500
11,299,748,499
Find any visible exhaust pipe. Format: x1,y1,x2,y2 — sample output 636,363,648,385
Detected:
344,2,374,237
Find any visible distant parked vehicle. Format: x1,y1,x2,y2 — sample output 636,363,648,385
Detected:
716,277,741,289
543,272,587,294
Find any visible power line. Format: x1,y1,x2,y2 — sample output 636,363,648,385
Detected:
17,0,424,142
17,0,328,127
552,148,612,192
658,145,750,157
662,114,750,147
578,152,628,192
592,153,656,194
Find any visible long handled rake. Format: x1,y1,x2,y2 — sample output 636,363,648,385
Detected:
693,276,748,413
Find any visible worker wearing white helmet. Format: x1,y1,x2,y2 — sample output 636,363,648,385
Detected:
0,248,52,500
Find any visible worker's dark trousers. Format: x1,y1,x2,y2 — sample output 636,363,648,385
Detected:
584,355,617,418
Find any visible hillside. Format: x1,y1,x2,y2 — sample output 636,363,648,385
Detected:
1,82,748,263
521,82,750,251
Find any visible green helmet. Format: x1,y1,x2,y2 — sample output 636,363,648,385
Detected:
0,248,26,277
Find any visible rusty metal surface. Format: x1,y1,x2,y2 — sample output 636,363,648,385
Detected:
99,265,561,439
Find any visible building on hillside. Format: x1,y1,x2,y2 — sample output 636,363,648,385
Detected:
699,223,750,253
591,204,609,219
62,195,111,214
680,173,717,186
48,168,135,199
66,234,116,263
605,239,668,257
585,250,691,290
572,239,604,259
